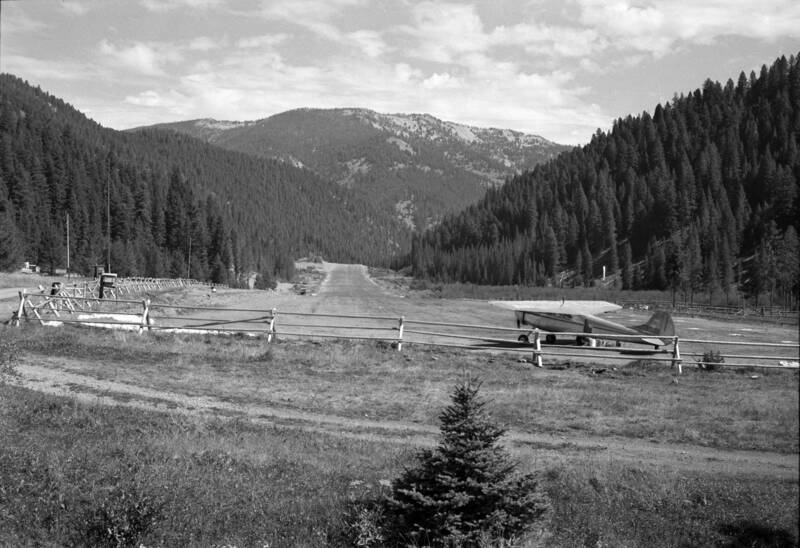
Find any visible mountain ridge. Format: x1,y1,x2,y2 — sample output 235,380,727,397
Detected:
138,108,570,230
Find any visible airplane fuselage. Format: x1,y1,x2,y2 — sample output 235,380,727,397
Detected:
515,310,666,347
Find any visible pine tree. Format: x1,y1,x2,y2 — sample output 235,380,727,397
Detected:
775,226,799,308
544,224,559,280
581,241,594,287
386,379,549,546
0,200,24,271
620,240,633,290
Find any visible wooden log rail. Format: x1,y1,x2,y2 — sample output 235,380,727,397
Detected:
9,294,799,373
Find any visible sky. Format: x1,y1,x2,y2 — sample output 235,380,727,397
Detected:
1,0,799,145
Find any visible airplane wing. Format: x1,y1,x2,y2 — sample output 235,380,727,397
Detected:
489,300,621,316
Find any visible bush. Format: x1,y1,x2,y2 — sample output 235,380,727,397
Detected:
254,269,277,290
79,483,162,547
384,378,550,546
699,349,725,371
343,490,387,547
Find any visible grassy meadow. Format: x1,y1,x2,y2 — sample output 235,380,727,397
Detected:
0,272,90,291
1,325,798,546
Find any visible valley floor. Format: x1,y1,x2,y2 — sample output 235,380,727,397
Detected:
1,263,797,546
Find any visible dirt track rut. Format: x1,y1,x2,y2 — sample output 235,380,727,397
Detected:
9,359,798,481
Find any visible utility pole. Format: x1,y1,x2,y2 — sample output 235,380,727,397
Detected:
187,234,192,279
65,212,70,277
107,177,111,272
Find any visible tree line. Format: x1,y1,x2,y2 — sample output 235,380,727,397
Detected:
410,53,799,308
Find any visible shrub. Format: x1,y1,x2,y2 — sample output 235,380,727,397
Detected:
344,497,386,547
78,483,162,547
254,269,277,290
384,378,550,546
699,349,725,371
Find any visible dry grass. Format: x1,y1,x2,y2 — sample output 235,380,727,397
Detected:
3,269,798,545
0,272,88,290
1,379,797,547
0,383,401,547
7,325,799,454
545,457,799,547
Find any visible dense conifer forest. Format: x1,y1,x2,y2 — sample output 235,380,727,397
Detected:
0,74,409,282
410,54,799,308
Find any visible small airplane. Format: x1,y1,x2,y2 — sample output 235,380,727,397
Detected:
490,300,675,348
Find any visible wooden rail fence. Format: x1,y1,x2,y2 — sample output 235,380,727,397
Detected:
9,292,799,374
619,300,799,324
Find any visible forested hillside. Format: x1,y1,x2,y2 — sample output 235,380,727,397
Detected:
411,54,799,307
144,108,568,230
0,74,409,281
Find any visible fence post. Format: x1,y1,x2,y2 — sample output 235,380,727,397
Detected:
13,290,26,327
267,308,277,343
140,299,151,334
672,336,682,374
532,329,543,368
397,316,405,351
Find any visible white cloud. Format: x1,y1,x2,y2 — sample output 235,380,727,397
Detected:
506,24,606,58
421,72,462,90
399,4,607,72
60,2,91,15
100,40,162,76
1,54,101,83
123,88,196,123
236,34,288,49
258,0,365,21
576,0,800,56
140,0,225,12
99,40,184,77
188,37,227,51
0,4,48,35
404,2,489,63
126,90,173,108
347,30,388,58
394,63,423,84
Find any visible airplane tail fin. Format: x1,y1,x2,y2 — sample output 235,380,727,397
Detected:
635,310,675,337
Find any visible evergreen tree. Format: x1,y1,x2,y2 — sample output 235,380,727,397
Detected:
775,226,799,308
620,240,633,290
0,200,24,271
581,241,593,287
0,73,412,279
411,53,799,295
387,379,549,546
543,224,559,279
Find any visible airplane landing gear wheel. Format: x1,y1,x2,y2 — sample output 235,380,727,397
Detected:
545,334,556,345
518,334,530,344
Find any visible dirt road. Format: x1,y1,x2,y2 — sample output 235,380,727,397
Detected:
161,263,799,361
